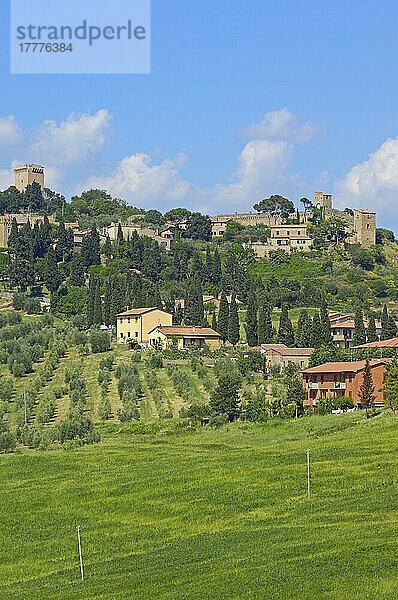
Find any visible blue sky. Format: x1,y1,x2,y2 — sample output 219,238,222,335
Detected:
1,0,398,229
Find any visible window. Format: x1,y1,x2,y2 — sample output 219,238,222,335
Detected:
128,318,130,324
120,333,123,338
127,332,130,338
135,317,139,322
135,332,138,338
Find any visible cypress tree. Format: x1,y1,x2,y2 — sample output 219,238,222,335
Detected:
297,310,311,347
8,218,19,248
185,281,204,325
367,314,378,343
87,275,95,326
212,247,222,285
353,308,366,346
93,279,103,325
117,223,124,245
174,304,183,325
257,305,267,345
205,247,213,282
69,254,85,287
102,235,112,260
310,313,323,348
103,279,112,327
217,291,229,342
278,305,295,346
211,310,217,331
358,360,375,418
153,285,163,310
381,304,389,340
263,303,274,343
246,290,258,347
110,276,125,326
319,298,332,345
43,248,60,293
228,294,240,346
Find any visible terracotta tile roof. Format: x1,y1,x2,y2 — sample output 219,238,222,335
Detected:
354,337,398,349
153,326,221,338
261,344,314,356
117,307,166,317
302,358,392,374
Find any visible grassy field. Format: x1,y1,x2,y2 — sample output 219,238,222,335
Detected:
0,412,397,599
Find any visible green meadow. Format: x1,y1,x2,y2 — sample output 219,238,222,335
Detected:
1,412,397,600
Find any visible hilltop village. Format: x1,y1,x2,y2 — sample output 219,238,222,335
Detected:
0,161,398,456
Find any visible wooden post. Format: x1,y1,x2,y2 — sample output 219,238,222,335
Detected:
77,526,84,581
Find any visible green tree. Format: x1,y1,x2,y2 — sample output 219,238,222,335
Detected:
69,254,85,287
297,310,311,347
93,279,103,325
381,304,398,340
358,360,375,417
7,218,19,248
103,279,112,327
209,370,242,421
310,313,323,348
367,314,378,343
87,275,95,327
117,223,124,245
43,248,60,293
253,194,294,219
383,359,398,413
245,290,258,347
185,212,212,241
287,376,306,416
277,305,294,346
353,308,366,346
185,281,204,326
212,247,222,285
9,258,35,292
320,299,332,345
217,291,229,342
228,294,240,346
257,305,267,345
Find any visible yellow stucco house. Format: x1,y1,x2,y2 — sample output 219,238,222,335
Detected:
116,307,173,344
148,326,222,351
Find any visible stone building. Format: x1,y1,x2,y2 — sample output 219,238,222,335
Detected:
0,213,57,248
116,307,172,344
13,164,45,192
244,224,312,257
352,209,376,247
313,191,332,210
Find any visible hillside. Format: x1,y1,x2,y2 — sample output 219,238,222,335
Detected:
0,413,397,599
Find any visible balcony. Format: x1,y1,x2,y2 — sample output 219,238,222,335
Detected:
333,382,347,390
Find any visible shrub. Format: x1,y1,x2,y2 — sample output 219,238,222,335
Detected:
25,298,42,314
99,354,115,371
147,352,163,369
0,378,14,402
36,395,56,424
0,430,16,453
98,396,111,420
89,329,111,353
58,407,100,445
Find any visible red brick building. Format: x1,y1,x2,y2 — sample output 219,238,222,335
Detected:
302,359,392,408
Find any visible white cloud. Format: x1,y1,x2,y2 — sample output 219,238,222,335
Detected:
0,116,22,147
77,138,299,213
79,152,193,205
0,168,12,189
31,109,112,166
243,108,318,144
335,136,398,222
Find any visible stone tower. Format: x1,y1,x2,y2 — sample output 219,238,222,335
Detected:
353,209,376,248
313,191,332,210
13,164,45,192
